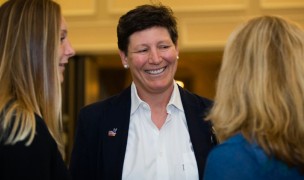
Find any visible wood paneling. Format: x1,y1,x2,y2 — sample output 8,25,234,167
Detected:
61,0,304,53
55,0,96,16
180,17,242,51
261,0,304,9
108,0,247,13
3,0,281,53
68,21,118,54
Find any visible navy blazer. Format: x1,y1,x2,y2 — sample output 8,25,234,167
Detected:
0,115,69,180
69,86,216,180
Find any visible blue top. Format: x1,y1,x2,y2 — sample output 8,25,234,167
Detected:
203,134,304,180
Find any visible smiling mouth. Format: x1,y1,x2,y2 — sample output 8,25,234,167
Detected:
145,67,166,75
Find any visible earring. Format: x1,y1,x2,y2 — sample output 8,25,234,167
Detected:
123,64,129,69
177,56,179,60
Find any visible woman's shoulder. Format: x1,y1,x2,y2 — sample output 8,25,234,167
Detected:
80,86,131,113
203,134,260,180
0,114,68,180
177,86,213,113
0,114,52,146
207,134,250,161
205,134,304,180
0,114,57,151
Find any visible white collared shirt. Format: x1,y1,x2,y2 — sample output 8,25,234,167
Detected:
122,82,198,180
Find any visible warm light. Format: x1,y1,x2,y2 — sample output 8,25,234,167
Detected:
175,80,184,88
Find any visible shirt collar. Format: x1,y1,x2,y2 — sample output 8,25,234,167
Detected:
130,82,144,115
167,82,184,112
130,81,184,115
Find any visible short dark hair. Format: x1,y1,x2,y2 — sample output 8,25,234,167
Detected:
117,4,178,55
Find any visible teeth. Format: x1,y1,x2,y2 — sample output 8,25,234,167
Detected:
146,67,165,74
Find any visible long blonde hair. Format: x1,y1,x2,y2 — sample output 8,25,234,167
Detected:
0,0,64,155
207,16,304,171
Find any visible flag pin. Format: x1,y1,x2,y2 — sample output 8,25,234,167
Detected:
108,128,117,137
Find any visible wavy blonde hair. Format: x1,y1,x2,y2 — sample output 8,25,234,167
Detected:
0,0,64,155
207,16,304,171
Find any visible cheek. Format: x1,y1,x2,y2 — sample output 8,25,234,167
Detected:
129,56,146,69
165,51,178,63
58,45,64,60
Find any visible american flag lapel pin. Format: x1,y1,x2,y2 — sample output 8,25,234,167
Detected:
108,128,117,137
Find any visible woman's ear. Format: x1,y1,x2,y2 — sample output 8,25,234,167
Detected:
119,50,127,64
175,42,179,58
119,50,129,69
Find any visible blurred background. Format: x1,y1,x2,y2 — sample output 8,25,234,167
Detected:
1,0,303,163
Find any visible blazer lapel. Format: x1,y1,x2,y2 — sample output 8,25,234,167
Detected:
179,86,214,179
101,87,131,179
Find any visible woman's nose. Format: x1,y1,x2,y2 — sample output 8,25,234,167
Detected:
148,49,162,64
65,39,75,57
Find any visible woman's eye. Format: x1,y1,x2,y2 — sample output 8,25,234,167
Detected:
60,36,66,43
137,49,148,53
159,45,170,49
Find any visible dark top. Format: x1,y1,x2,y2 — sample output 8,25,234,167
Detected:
203,133,304,180
0,114,69,180
69,86,217,180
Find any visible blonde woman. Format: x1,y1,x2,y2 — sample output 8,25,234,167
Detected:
0,0,75,179
204,16,304,179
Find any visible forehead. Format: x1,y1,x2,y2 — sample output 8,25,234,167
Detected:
129,27,171,43
61,16,67,30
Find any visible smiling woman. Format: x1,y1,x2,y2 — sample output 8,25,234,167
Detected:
59,17,75,82
69,4,217,180
0,0,74,179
